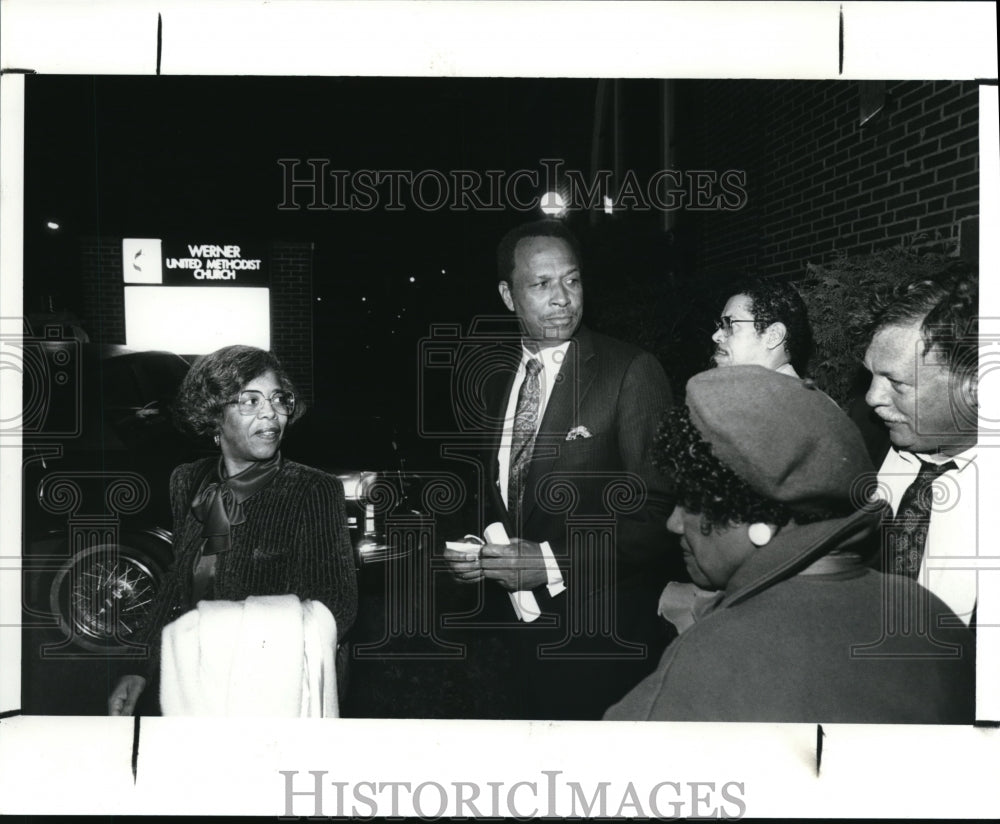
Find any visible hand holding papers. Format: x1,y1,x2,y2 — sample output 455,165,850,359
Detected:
444,522,543,622
482,522,542,623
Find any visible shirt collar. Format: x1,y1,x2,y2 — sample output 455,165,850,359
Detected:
896,446,976,469
521,341,571,373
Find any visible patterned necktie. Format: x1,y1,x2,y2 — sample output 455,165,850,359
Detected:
508,358,543,525
888,458,956,578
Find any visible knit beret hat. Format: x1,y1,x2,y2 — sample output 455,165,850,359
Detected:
684,365,873,514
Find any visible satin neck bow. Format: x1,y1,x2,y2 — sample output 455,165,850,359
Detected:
190,453,282,556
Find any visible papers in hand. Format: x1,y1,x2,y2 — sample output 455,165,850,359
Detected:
444,535,487,558
484,522,542,623
446,523,542,622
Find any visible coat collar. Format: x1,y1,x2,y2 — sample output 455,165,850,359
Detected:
721,502,889,610
535,326,596,437
490,325,597,435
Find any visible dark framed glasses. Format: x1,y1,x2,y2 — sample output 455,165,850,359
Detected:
714,316,761,335
228,389,296,416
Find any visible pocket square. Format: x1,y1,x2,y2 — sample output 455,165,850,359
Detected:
566,425,592,441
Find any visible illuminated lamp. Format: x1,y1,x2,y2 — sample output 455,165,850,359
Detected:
539,191,567,217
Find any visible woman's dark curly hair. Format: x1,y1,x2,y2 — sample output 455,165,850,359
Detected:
173,345,305,439
653,406,804,535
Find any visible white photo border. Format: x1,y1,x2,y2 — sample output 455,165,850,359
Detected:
1,0,998,818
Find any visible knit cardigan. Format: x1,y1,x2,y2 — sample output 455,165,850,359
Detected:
123,456,358,682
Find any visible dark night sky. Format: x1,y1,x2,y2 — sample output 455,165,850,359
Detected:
22,75,684,461
24,75,600,308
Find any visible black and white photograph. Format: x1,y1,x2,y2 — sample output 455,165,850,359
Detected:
1,0,998,818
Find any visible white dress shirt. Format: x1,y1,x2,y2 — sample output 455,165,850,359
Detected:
497,342,570,507
496,343,569,600
876,446,979,624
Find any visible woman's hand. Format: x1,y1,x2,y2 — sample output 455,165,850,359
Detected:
108,675,147,716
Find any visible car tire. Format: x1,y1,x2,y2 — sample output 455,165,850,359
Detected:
48,532,173,653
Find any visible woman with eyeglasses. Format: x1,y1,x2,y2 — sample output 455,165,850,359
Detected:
108,345,357,716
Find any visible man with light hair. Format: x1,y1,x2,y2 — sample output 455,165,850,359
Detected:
862,268,979,625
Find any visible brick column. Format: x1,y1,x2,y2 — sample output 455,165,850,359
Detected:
269,241,315,405
79,237,125,344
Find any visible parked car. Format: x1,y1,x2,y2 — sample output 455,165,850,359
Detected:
21,343,194,656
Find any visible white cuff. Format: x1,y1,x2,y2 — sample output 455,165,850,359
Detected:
539,540,566,597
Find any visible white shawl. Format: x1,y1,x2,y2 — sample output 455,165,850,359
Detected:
159,594,338,717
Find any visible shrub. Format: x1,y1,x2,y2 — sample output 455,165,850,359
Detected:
797,246,959,407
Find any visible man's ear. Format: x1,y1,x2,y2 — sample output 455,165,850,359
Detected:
765,321,788,352
498,280,515,312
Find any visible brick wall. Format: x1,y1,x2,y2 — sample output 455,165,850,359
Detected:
79,238,125,344
269,242,315,404
78,238,314,402
676,80,979,283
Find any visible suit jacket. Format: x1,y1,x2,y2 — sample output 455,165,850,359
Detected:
482,326,677,605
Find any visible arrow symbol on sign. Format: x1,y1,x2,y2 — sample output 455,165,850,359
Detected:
133,248,143,272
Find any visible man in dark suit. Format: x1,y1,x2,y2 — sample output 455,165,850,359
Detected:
444,220,679,719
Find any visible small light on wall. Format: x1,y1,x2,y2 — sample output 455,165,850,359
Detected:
540,191,567,217
46,220,60,231
859,80,887,128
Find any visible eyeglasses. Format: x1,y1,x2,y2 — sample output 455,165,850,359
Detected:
714,316,761,335
227,389,296,416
